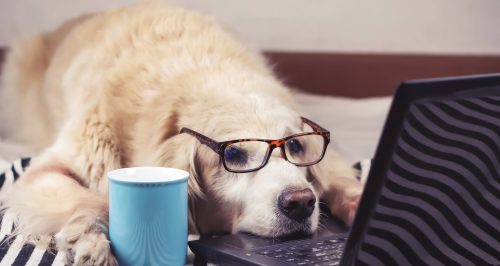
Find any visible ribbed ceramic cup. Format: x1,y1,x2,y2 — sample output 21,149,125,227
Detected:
108,167,189,266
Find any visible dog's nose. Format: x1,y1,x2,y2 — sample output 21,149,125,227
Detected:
278,188,316,221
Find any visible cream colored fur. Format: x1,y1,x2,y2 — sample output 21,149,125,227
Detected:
0,3,362,265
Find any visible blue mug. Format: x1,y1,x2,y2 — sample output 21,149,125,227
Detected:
108,167,189,266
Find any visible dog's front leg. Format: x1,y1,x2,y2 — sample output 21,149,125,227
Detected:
0,111,121,265
311,148,364,226
1,168,116,265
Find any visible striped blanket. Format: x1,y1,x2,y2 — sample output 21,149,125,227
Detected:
0,158,66,266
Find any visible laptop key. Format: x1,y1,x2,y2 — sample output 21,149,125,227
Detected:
325,239,341,244
317,261,341,266
257,250,271,255
272,254,285,259
295,253,311,259
321,255,340,261
314,251,329,257
297,246,312,252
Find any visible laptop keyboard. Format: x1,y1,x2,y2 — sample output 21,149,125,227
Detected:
256,237,346,265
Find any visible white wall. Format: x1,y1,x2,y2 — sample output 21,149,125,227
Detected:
1,0,500,55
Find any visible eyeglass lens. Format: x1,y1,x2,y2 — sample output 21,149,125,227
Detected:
284,134,325,165
223,141,269,171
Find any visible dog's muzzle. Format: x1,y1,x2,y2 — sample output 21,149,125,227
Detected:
278,188,316,222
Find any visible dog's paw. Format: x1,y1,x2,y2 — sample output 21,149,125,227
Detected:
329,187,362,226
340,191,361,226
71,232,117,266
56,221,117,266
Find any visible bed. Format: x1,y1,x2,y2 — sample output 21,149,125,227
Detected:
1,48,500,265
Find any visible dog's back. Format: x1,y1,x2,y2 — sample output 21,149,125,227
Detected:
0,4,268,152
0,14,89,150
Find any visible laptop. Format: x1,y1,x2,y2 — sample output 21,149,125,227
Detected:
188,73,500,266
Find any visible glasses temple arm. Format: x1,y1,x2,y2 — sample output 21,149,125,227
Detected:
179,128,220,152
300,117,328,132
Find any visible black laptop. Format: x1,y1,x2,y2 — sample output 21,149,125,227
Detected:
189,73,500,266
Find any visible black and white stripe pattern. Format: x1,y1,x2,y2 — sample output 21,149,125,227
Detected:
357,96,500,265
0,158,66,266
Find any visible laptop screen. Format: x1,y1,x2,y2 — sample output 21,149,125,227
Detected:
356,88,500,265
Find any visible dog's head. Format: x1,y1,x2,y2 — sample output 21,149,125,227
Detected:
185,113,325,237
146,66,330,237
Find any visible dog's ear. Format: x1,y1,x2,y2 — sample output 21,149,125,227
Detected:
158,132,211,234
157,133,203,199
133,98,203,198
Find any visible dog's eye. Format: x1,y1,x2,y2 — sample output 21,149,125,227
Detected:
224,146,248,165
286,139,303,154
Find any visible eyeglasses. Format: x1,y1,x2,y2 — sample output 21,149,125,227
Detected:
179,117,330,173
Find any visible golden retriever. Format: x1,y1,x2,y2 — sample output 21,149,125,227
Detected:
0,3,362,265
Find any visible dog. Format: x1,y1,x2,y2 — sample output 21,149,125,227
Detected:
0,3,363,265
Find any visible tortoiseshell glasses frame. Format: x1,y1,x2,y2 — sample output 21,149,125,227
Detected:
179,117,330,173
